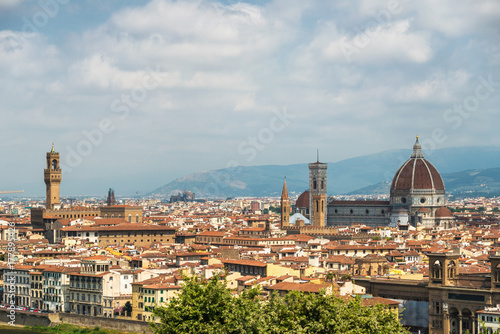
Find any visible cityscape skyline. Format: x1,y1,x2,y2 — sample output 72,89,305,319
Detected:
1,0,499,195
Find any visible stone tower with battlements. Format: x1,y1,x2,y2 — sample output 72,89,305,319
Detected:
44,143,61,210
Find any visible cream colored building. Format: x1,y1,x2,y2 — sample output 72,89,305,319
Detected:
142,282,181,322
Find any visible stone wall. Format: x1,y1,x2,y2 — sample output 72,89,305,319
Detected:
0,309,152,333
59,313,152,333
0,309,52,327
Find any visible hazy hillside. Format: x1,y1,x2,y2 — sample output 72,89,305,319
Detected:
149,146,500,198
347,167,500,198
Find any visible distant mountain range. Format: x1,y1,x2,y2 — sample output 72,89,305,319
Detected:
148,146,500,198
348,168,500,198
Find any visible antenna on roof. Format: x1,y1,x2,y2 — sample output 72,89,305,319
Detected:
317,149,319,162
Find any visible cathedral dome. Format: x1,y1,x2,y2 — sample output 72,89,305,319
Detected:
390,137,445,192
435,206,453,218
295,190,309,208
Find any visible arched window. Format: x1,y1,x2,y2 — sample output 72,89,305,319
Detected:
321,180,324,189
52,159,58,170
433,260,442,279
313,178,317,189
447,261,456,279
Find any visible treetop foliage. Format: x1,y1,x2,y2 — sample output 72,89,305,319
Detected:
150,274,409,334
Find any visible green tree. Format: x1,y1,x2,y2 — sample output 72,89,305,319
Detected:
151,274,408,334
268,206,281,214
123,301,132,317
151,274,262,334
261,291,408,334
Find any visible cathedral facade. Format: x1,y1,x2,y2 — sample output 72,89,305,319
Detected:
287,137,455,229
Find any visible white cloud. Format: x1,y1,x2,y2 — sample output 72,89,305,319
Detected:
318,19,433,64
410,0,500,37
0,0,499,195
0,31,59,78
395,70,470,102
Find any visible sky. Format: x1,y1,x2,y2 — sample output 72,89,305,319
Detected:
1,0,499,196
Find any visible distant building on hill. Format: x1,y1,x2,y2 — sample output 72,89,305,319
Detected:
170,190,195,203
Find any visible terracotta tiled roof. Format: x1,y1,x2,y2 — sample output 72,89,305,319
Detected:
360,296,401,307
222,259,267,267
61,223,175,232
143,283,181,289
328,200,390,206
268,282,325,293
295,191,309,208
391,156,444,191
435,206,454,218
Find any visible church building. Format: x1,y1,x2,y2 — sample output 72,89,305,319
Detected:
286,137,455,229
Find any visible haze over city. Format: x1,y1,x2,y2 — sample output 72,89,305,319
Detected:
1,0,499,196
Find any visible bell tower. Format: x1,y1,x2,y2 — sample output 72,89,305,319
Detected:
428,252,459,287
309,152,327,227
44,143,61,210
489,253,500,290
280,177,290,227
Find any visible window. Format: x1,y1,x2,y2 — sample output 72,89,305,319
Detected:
434,301,441,314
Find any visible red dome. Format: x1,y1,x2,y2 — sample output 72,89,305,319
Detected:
435,206,453,218
391,159,444,191
295,191,309,208
391,138,444,192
